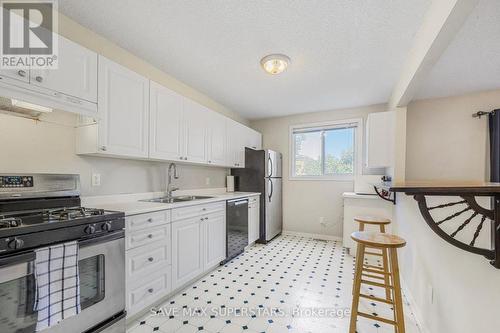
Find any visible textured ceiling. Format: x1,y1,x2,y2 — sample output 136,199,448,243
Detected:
59,0,431,120
416,0,500,100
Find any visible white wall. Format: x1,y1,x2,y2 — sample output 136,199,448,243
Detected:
0,112,229,196
251,104,386,238
406,89,500,181
395,89,500,333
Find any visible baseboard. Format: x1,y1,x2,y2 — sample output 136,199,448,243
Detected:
400,279,431,333
282,230,342,242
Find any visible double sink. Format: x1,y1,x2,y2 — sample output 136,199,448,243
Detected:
141,195,214,204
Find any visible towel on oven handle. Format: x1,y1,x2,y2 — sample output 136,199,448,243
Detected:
33,241,81,331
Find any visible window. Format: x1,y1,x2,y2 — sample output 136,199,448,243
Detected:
290,119,361,180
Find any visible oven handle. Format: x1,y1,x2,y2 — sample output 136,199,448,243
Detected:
79,230,125,248
0,230,125,268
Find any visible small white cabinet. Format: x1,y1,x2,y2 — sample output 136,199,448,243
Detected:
366,111,395,168
204,212,226,268
226,119,246,168
171,202,226,289
183,99,208,163
30,36,98,103
149,81,184,161
248,196,260,244
206,111,227,166
77,56,149,158
171,216,205,289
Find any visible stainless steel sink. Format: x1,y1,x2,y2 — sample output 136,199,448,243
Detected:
140,195,213,203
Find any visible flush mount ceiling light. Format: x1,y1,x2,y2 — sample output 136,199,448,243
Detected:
260,54,291,75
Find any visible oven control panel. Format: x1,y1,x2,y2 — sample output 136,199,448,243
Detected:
0,176,33,188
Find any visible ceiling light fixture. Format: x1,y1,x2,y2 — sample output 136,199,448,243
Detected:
260,54,291,75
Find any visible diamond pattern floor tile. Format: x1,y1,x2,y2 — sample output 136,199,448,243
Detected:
128,235,421,333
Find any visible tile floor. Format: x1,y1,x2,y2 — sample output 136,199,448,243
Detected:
128,235,422,333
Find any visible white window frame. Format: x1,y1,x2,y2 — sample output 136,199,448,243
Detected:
289,118,363,181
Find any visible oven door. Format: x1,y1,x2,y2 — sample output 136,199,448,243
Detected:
0,231,125,333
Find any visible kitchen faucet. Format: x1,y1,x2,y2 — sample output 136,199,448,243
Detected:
167,163,179,197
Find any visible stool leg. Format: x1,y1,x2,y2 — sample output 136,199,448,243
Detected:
349,243,365,333
378,224,392,301
389,248,405,333
352,222,365,295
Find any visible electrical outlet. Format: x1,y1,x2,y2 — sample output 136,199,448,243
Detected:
319,217,326,226
205,177,211,185
91,173,101,187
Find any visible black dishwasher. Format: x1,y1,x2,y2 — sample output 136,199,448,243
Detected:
226,198,249,262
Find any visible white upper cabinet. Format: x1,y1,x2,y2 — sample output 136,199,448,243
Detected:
0,68,29,83
206,111,227,166
30,36,98,103
149,81,184,161
183,99,208,163
97,56,149,158
244,126,262,151
226,119,244,168
366,111,395,168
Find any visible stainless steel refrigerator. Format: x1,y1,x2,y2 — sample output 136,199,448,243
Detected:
231,148,282,243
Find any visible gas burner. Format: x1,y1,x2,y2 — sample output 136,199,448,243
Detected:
46,207,106,221
0,217,21,229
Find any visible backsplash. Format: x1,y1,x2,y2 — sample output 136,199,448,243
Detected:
0,112,229,196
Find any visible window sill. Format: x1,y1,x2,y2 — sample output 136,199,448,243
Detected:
289,176,354,182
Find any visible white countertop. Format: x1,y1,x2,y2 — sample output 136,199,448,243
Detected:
82,191,260,216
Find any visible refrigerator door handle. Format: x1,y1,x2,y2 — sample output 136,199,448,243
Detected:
268,155,273,178
268,178,273,202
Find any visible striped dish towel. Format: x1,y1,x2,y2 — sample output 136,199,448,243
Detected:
34,241,81,331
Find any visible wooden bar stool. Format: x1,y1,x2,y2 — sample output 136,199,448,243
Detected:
353,215,392,299
349,231,406,333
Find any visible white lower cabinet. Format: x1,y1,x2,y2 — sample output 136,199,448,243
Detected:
172,202,226,290
248,196,260,244
171,216,205,289
125,200,231,317
204,212,226,268
125,211,172,317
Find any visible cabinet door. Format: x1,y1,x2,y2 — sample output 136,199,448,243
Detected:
204,212,226,268
226,119,245,168
0,68,29,83
149,81,183,161
207,111,226,165
183,99,207,163
172,217,204,289
31,35,98,103
248,201,260,244
97,56,149,158
366,111,395,168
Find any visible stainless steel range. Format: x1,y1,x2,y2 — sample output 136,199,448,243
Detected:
0,174,126,333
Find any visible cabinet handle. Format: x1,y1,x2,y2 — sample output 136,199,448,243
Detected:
100,146,107,151
148,288,154,293
35,76,43,83
184,157,188,160
200,217,204,221
204,217,208,220
148,234,153,239
148,257,154,262
147,218,153,223
202,208,206,211
17,70,26,77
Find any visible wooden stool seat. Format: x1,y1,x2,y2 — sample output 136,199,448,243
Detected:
354,215,391,225
350,231,407,333
351,231,406,249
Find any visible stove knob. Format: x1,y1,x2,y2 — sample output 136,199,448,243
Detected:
101,222,112,231
84,225,96,235
7,238,24,250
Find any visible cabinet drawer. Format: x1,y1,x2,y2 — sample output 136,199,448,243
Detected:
172,201,225,221
126,224,170,250
127,270,171,316
126,211,170,232
127,241,171,281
